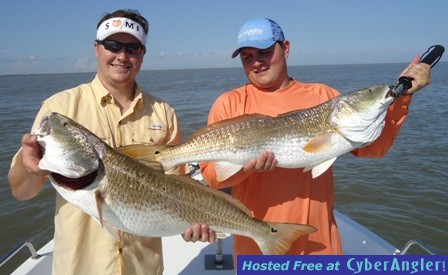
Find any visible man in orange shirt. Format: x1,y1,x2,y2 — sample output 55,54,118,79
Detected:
197,18,431,259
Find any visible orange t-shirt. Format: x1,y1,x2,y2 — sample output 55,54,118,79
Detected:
200,80,411,257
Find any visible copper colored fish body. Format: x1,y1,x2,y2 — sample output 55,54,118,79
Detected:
123,84,393,180
34,112,315,255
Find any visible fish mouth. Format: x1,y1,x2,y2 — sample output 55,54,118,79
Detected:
33,115,51,138
50,159,104,191
365,85,394,108
32,116,52,160
51,170,98,190
374,93,394,109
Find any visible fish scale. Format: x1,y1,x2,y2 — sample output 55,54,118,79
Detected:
119,84,393,180
159,103,333,167
34,112,316,255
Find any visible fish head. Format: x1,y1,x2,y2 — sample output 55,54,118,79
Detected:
33,112,99,179
328,84,394,144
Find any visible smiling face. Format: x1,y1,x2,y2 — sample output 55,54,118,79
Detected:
239,40,291,92
95,33,145,89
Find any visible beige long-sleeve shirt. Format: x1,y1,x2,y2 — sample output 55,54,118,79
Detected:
11,75,183,274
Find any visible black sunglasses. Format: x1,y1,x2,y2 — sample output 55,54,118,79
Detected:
96,40,146,55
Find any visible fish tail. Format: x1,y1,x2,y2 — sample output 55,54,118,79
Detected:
256,222,317,255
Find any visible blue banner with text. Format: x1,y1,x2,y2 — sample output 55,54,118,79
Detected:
238,255,447,274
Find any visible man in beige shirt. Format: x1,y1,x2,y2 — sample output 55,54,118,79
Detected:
8,9,214,275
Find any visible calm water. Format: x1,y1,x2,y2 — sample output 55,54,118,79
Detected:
1,63,447,272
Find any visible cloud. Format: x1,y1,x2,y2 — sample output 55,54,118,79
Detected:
14,54,38,63
74,56,96,72
197,51,220,57
11,54,39,72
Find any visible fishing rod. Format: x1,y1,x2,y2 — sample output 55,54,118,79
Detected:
389,44,445,98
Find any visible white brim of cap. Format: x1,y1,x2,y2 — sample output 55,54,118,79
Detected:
97,29,146,45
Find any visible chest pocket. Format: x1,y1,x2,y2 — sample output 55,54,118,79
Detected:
132,122,168,145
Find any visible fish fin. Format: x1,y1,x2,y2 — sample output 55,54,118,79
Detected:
312,157,337,178
257,222,317,255
303,133,337,153
94,190,120,240
215,162,244,182
116,144,165,171
303,157,337,178
188,114,269,140
277,109,302,117
94,190,105,228
167,174,205,186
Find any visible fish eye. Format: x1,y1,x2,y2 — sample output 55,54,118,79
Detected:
62,122,68,127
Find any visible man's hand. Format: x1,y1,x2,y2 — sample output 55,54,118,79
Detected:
243,150,278,172
399,56,431,95
21,134,50,176
182,223,217,244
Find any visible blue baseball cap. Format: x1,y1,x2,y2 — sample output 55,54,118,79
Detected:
231,18,285,58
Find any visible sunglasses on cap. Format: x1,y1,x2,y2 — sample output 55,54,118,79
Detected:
96,40,146,55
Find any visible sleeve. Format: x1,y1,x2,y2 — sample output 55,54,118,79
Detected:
199,90,254,189
351,95,412,157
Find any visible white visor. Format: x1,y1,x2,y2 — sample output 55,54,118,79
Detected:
96,17,147,45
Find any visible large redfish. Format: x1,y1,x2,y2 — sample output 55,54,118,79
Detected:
121,84,393,180
33,112,316,255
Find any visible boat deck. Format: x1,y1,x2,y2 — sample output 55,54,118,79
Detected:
9,210,399,274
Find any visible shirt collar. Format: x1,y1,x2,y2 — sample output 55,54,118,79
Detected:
92,74,143,109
